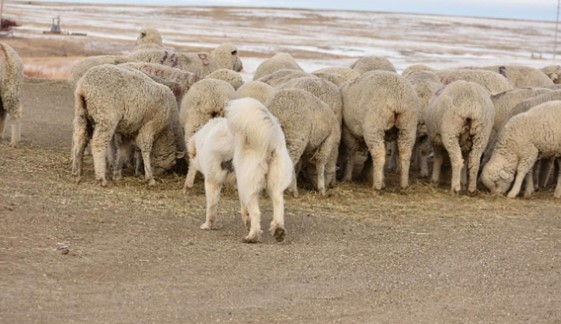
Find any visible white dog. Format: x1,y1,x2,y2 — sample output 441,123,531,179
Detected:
184,117,235,230
226,98,293,243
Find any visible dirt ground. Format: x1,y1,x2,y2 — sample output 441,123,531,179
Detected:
0,76,560,323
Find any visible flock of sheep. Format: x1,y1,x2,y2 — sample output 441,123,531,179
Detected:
1,26,561,243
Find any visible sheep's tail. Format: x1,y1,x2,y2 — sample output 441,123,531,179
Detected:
225,98,284,160
71,86,92,171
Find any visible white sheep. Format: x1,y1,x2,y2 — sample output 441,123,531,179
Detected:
253,52,303,80
236,81,276,104
402,64,433,77
490,88,551,140
130,44,243,77
405,71,443,177
481,100,561,199
71,64,176,186
509,90,561,116
68,55,137,89
312,67,360,83
278,77,342,124
133,27,164,51
226,98,294,243
350,56,396,74
183,117,236,228
341,71,419,190
267,89,340,197
475,65,553,88
311,71,350,87
179,79,238,148
118,62,200,105
482,89,561,194
0,42,24,147
206,68,244,90
426,80,495,193
542,65,561,84
278,77,343,187
118,62,201,165
436,69,512,95
257,69,313,87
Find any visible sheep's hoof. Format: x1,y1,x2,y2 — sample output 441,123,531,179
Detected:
506,192,518,199
270,225,286,242
147,178,156,187
113,173,122,181
291,190,299,198
467,189,479,197
74,176,82,184
99,179,108,187
242,234,261,244
451,186,461,195
200,222,214,230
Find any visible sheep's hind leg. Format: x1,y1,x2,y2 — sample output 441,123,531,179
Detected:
313,132,337,196
364,128,386,191
112,136,131,182
443,140,463,194
341,127,359,182
523,172,535,198
286,140,306,198
8,109,21,147
135,126,156,186
71,124,90,182
397,130,415,189
539,157,555,188
431,146,445,186
418,137,431,178
91,126,114,187
507,150,538,199
554,159,561,199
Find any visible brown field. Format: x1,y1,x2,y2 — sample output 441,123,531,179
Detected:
1,3,561,323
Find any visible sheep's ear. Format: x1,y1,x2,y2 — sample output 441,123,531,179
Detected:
499,169,510,180
140,32,146,38
551,73,559,83
231,50,238,55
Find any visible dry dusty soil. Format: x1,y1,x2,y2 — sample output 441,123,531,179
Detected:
0,78,560,323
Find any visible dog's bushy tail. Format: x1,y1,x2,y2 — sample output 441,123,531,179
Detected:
225,97,285,160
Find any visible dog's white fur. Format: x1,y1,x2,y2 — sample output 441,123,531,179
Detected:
226,98,293,243
183,117,235,230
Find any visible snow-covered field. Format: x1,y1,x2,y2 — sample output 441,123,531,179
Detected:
4,1,560,78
